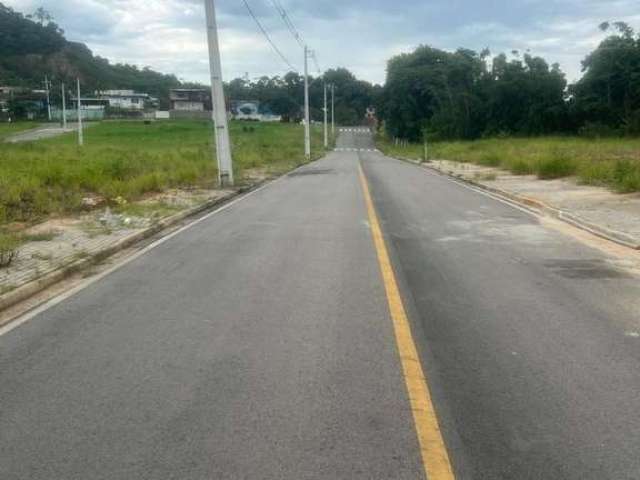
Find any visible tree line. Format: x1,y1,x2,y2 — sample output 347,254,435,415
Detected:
379,22,640,141
0,3,181,109
225,68,380,125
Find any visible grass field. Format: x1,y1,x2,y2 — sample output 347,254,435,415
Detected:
378,136,640,193
0,120,325,226
0,121,40,140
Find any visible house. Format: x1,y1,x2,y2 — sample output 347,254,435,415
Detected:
96,90,153,111
170,89,212,111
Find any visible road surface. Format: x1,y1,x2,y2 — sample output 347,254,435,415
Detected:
1,128,639,479
4,123,88,143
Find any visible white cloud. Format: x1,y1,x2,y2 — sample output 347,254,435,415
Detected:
3,0,639,85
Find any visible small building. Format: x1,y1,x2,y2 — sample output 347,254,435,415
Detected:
96,90,153,111
170,89,212,112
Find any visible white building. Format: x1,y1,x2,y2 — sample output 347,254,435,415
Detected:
169,89,211,111
96,90,152,111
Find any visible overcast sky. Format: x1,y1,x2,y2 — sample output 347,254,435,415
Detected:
4,0,640,85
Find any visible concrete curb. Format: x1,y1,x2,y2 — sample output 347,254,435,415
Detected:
0,184,259,315
392,155,640,251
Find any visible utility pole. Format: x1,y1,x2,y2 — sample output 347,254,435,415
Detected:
331,84,335,137
303,45,311,160
323,81,328,149
76,78,84,146
44,75,52,122
61,82,67,129
204,0,234,186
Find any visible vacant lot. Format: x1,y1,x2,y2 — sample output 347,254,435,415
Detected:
378,136,640,193
0,120,324,226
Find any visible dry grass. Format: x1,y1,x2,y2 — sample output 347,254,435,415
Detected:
0,120,324,226
377,135,640,193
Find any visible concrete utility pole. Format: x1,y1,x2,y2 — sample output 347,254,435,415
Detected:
323,81,328,149
303,45,311,160
61,82,67,129
44,75,52,121
76,78,83,146
204,0,234,186
331,84,335,137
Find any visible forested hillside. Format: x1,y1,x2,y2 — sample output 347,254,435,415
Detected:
0,3,376,119
0,3,180,107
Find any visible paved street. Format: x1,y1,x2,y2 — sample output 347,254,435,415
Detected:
2,129,640,479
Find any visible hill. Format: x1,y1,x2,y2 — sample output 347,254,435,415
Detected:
0,3,180,108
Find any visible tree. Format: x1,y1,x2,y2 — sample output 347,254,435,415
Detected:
380,44,569,140
571,22,640,134
27,7,53,25
221,68,377,124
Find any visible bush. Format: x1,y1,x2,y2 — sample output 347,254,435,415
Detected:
578,122,619,139
508,159,535,175
536,153,577,179
612,160,640,192
478,153,502,167
0,233,20,268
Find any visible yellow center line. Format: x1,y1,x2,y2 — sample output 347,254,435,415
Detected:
358,163,455,480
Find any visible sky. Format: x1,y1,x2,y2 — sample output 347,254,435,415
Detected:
4,0,640,85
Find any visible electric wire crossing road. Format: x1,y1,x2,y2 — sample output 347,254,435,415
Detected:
1,129,640,479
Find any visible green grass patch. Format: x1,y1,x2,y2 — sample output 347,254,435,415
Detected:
377,135,640,192
0,120,324,226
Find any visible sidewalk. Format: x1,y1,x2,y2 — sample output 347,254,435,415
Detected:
0,188,235,312
425,159,640,249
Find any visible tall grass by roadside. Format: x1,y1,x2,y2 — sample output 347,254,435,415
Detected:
0,120,324,225
377,136,640,193
0,232,20,267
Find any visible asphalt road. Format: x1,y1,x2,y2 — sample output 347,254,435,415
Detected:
1,128,640,479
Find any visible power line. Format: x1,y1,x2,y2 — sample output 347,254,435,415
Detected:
266,0,324,77
269,0,305,48
240,0,298,72
310,50,322,76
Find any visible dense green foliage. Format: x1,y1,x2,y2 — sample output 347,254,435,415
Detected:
0,121,324,225
570,22,640,135
0,4,65,56
381,22,640,141
381,46,568,141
